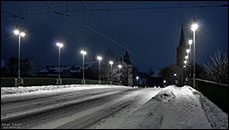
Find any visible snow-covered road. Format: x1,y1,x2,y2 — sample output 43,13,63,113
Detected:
1,85,228,129
1,85,161,129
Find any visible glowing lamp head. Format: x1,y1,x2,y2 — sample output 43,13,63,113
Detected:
174,73,177,77
136,76,139,80
80,50,87,55
186,49,190,54
20,32,26,37
188,39,193,45
56,42,64,48
183,65,186,68
191,23,199,31
185,55,188,59
184,60,187,64
109,60,114,65
163,80,166,83
118,64,122,69
97,56,102,61
14,29,20,35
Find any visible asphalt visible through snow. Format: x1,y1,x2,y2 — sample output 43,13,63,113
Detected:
1,86,161,129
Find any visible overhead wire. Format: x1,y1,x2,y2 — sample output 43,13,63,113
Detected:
15,4,228,16
79,1,136,57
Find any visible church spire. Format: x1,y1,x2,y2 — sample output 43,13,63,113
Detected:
179,24,185,47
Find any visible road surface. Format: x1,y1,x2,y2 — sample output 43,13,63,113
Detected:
1,86,160,129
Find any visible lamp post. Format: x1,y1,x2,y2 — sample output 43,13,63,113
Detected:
109,60,114,84
188,39,193,79
13,29,26,86
118,64,122,85
97,56,102,84
56,42,64,85
191,17,199,88
136,76,139,87
80,50,87,84
163,80,166,87
174,73,177,85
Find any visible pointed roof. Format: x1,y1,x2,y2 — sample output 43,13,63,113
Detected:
179,24,186,47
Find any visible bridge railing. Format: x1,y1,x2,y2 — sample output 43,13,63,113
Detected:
189,78,228,114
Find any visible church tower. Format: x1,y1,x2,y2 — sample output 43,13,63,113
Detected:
176,24,188,67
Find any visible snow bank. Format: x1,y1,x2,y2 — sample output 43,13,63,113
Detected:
1,84,130,103
119,85,228,129
190,87,228,129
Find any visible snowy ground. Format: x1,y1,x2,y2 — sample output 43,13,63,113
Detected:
1,85,228,129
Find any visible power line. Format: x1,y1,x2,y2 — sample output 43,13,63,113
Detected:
80,1,136,59
69,4,229,12
85,24,136,57
16,4,228,16
41,2,89,44
79,1,113,36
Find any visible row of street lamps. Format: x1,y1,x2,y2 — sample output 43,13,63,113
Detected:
13,30,124,86
183,17,199,88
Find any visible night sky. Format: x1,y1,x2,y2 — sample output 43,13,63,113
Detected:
1,1,228,75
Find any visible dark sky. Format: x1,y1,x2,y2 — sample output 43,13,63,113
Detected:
1,1,228,75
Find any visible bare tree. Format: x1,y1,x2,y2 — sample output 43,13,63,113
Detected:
201,50,228,84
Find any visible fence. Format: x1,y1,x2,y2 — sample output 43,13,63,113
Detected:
189,78,228,114
1,77,119,87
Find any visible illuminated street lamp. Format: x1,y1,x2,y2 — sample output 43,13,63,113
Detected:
109,60,114,69
136,76,139,87
184,60,187,64
118,64,122,85
97,56,103,84
188,39,193,45
163,80,166,87
13,29,26,86
186,49,190,54
191,17,199,88
80,50,87,84
185,55,188,60
56,42,64,85
174,73,178,85
109,60,114,84
188,39,193,79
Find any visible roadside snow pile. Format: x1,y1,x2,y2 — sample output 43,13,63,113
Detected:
190,87,228,129
119,85,228,129
1,84,128,96
1,85,130,103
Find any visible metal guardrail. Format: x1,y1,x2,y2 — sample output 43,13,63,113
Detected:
195,78,228,87
189,78,228,114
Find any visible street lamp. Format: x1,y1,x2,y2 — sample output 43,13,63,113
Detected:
97,56,102,84
118,64,122,85
184,60,187,64
188,39,193,45
80,50,87,84
188,39,193,79
56,42,64,85
191,17,199,88
13,29,26,86
136,76,139,87
174,73,178,85
109,60,114,84
163,80,166,87
186,49,190,54
185,55,188,60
